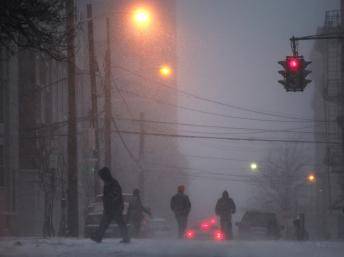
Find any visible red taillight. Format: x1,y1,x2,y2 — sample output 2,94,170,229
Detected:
185,229,195,239
200,222,210,231
214,230,225,241
210,217,217,225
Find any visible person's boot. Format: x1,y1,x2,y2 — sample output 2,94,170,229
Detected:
120,230,130,243
120,238,130,243
90,235,101,243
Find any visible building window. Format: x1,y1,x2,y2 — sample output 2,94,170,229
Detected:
0,145,4,186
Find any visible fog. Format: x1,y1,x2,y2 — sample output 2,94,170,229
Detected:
2,0,344,253
176,0,339,222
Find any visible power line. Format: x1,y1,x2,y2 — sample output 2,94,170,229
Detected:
118,87,330,124
176,154,322,167
144,168,254,184
182,154,254,162
111,117,143,174
143,161,252,179
114,65,330,123
116,116,333,136
112,129,340,145
21,115,92,133
21,71,93,98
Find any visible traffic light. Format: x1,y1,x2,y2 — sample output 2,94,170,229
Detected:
278,55,311,92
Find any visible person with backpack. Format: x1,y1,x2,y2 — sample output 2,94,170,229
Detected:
91,167,130,243
215,190,236,240
170,185,191,238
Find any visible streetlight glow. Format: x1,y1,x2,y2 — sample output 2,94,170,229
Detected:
132,7,151,29
250,162,258,172
159,65,172,78
307,173,316,183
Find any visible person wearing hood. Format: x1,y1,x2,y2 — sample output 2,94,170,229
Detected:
170,185,191,238
215,190,236,240
127,189,152,237
91,167,130,243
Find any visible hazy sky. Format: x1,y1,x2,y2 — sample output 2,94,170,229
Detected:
176,0,339,221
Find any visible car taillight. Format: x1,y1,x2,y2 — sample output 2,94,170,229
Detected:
200,222,210,231
210,217,217,225
214,230,225,241
185,229,196,239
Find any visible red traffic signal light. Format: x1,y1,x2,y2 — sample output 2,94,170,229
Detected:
287,56,301,73
278,55,311,92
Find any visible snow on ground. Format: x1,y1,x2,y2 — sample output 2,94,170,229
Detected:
0,238,344,257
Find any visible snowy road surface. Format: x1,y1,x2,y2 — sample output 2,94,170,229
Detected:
0,238,343,257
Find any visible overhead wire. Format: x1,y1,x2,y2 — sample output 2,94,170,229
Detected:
115,116,333,136
110,79,146,175
118,87,331,124
143,161,253,178
112,129,339,145
114,65,332,123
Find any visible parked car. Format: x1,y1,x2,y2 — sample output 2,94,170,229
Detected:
184,216,226,241
236,211,282,240
84,193,134,238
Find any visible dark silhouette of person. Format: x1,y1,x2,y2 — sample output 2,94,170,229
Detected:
170,185,191,238
293,213,308,241
127,188,151,237
215,190,236,240
91,167,130,243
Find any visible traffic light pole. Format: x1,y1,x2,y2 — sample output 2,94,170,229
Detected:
290,33,344,55
279,33,344,92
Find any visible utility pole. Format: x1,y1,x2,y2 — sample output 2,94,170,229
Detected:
66,0,79,237
104,18,112,170
341,0,344,210
87,4,100,195
139,112,145,201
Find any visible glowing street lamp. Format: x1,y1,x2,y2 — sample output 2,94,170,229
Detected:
250,162,258,172
132,7,152,29
159,64,172,78
307,173,316,184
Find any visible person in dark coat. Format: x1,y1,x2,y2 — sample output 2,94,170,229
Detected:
215,190,236,240
170,185,191,238
91,167,130,243
293,213,308,241
127,189,151,237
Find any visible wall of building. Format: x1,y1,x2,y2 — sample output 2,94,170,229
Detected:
0,47,19,236
312,9,344,239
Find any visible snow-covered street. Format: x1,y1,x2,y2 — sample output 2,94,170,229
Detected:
1,238,343,257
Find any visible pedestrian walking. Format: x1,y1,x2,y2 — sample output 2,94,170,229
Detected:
91,167,130,243
127,189,151,237
215,190,236,240
170,185,191,238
